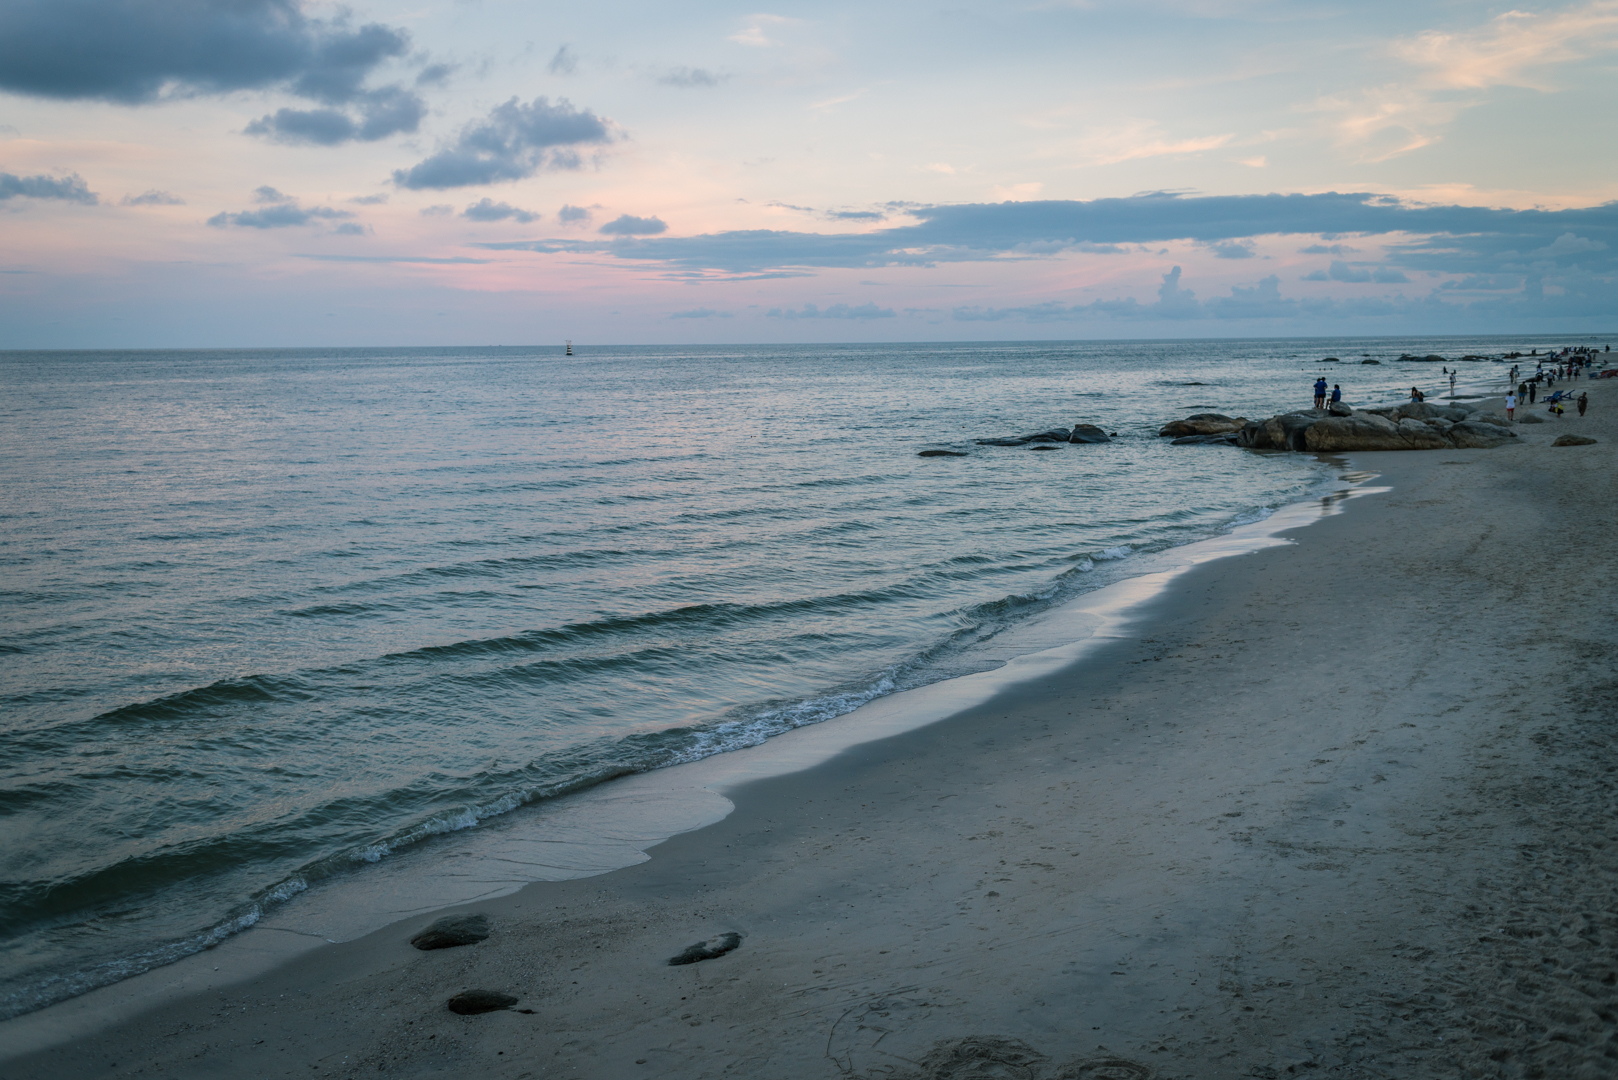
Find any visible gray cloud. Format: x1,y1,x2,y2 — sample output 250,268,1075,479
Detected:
350,193,389,205
122,189,184,206
659,67,725,88
669,308,733,319
332,222,367,235
1207,240,1254,259
548,46,578,76
420,204,453,216
1305,260,1411,284
0,0,428,145
1299,243,1358,255
462,198,538,223
207,192,353,229
392,97,614,190
0,172,97,204
599,214,666,236
473,192,1618,307
766,302,895,320
557,204,593,223
245,86,426,145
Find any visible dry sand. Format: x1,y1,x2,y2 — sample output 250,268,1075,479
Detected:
5,379,1616,1080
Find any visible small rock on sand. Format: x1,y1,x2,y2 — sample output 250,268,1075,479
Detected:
1553,434,1597,446
447,990,518,1015
669,931,742,966
411,914,491,950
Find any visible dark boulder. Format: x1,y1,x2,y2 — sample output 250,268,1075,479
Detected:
447,990,517,1015
975,428,1070,446
1069,424,1111,444
917,449,968,457
1553,434,1597,446
412,914,491,951
669,932,742,966
1236,420,1275,449
1326,401,1353,417
1361,358,1381,364
1158,413,1245,438
1264,411,1329,452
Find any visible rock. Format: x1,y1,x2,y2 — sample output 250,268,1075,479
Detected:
1361,358,1381,364
1170,432,1239,445
1264,411,1328,452
1327,401,1353,417
1157,413,1245,438
1449,421,1519,449
1423,418,1455,432
917,449,968,457
412,914,491,951
669,932,741,966
1553,434,1598,446
1029,445,1059,451
1322,357,1340,362
1236,420,1275,449
1516,413,1546,424
1399,353,1447,362
1396,417,1452,449
447,990,517,1015
1469,413,1512,428
1069,424,1111,444
1302,414,1408,452
975,428,1070,446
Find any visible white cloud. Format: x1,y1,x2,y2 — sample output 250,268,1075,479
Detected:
729,14,801,47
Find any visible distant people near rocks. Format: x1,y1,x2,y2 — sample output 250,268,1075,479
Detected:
1578,392,1589,417
1313,377,1328,409
1506,391,1516,421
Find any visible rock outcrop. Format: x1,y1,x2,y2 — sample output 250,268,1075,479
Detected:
1553,434,1597,446
1158,413,1246,438
1225,399,1519,453
1448,421,1519,449
1069,424,1111,444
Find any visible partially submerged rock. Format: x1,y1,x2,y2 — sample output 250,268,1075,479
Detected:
1069,424,1111,444
447,990,517,1015
917,449,968,457
1158,413,1246,438
976,424,1112,446
412,914,491,951
669,931,742,966
1553,434,1598,446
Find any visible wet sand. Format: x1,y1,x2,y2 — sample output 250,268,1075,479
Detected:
4,379,1615,1080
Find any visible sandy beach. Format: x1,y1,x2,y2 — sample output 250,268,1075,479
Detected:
5,379,1615,1080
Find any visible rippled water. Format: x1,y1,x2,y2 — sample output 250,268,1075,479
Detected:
0,336,1571,1017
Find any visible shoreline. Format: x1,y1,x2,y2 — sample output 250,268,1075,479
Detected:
5,378,1615,1078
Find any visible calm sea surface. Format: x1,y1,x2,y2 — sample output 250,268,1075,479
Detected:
0,336,1582,1017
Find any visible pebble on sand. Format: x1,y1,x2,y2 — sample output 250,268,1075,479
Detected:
411,913,491,950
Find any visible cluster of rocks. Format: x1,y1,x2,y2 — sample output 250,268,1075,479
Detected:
975,424,1113,446
1160,402,1521,452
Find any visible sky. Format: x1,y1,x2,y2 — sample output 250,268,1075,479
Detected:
2,0,1616,347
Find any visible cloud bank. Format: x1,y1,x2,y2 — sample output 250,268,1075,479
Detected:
0,0,428,145
477,192,1618,280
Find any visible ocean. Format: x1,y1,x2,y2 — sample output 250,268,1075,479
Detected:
0,335,1589,1018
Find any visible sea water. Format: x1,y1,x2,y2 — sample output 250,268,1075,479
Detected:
0,335,1592,1018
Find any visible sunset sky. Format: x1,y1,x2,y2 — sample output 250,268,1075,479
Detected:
3,0,1616,346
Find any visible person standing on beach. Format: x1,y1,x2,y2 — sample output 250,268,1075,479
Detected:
1314,377,1328,409
1578,392,1589,417
1506,391,1516,420
1530,381,1538,403
1449,371,1457,396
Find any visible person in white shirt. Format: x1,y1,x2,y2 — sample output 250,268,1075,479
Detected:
1506,391,1516,420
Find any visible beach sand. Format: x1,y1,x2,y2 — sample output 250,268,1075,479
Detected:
5,380,1615,1080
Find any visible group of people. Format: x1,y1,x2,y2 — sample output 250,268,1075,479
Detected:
1312,377,1342,409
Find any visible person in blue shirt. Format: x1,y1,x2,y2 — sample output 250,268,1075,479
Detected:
1330,385,1342,405
1314,377,1328,408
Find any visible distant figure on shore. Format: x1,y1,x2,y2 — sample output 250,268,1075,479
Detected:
1449,371,1457,396
1313,377,1328,409
1529,382,1538,403
1410,386,1425,402
1506,391,1516,420
1330,385,1342,405
1578,392,1589,417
